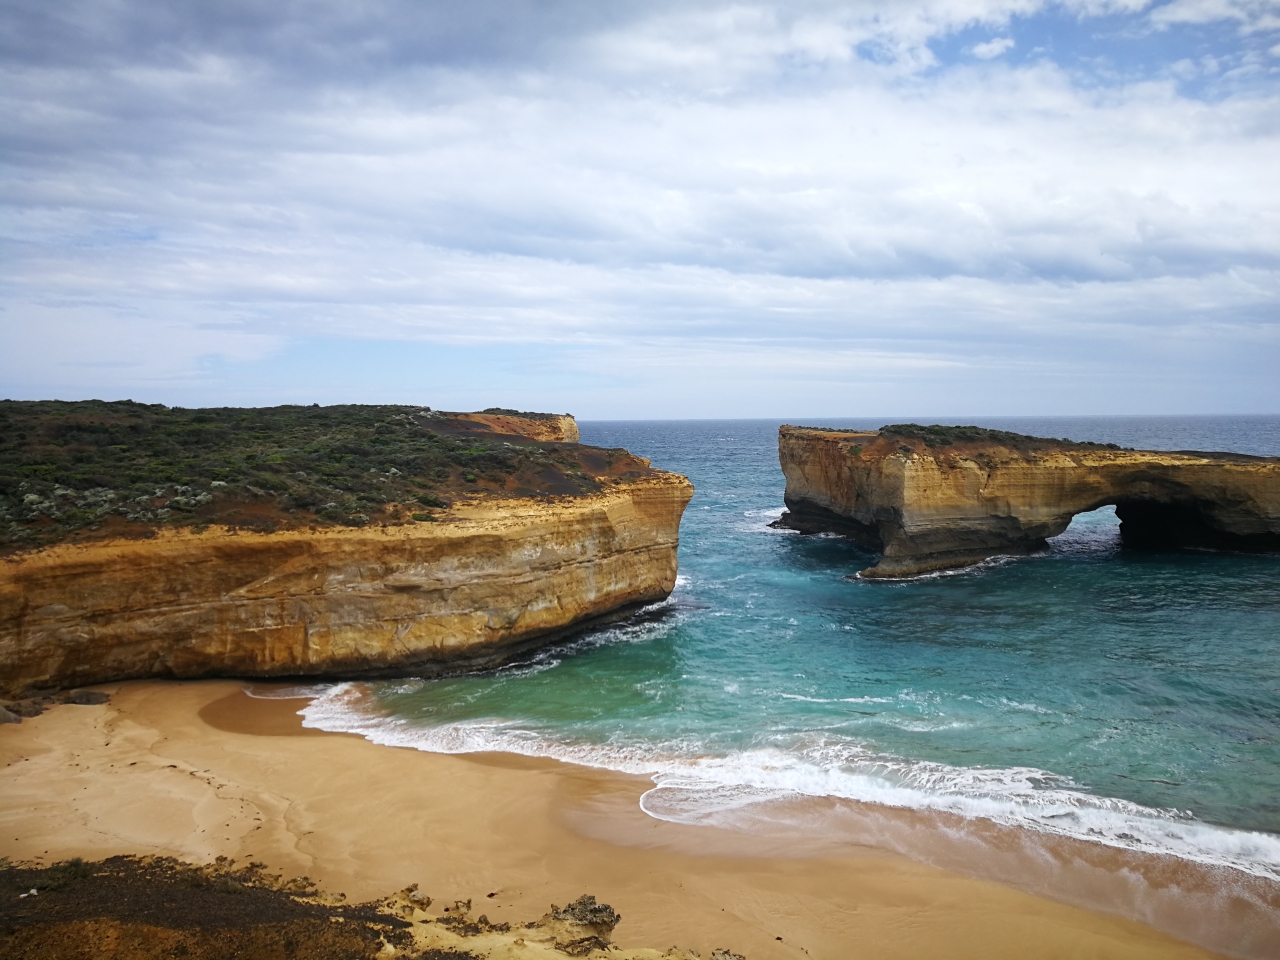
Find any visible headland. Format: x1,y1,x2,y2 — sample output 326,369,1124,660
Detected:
0,401,692,697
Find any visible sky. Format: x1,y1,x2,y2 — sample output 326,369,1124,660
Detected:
1,0,1278,419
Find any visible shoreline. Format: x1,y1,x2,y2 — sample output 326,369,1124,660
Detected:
0,679,1263,959
290,676,1280,956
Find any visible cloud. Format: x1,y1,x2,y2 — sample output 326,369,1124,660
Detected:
1150,0,1280,32
972,36,1017,58
1,0,1277,414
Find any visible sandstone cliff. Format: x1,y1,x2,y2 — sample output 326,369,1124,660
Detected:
0,474,692,698
452,411,580,443
776,425,1280,579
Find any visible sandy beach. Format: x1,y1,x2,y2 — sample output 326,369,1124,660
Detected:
0,680,1247,959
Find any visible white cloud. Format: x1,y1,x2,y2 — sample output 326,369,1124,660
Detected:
1150,0,1280,32
0,0,1277,414
971,37,1017,58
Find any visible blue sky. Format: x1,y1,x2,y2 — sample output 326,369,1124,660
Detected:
2,0,1277,417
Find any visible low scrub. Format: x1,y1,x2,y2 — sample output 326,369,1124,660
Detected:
0,400,646,552
880,423,1124,451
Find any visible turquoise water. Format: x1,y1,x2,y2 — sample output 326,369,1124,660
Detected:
302,416,1280,883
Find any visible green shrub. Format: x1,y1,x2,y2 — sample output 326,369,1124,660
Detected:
58,508,98,528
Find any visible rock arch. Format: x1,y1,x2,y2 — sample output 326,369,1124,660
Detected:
774,425,1280,579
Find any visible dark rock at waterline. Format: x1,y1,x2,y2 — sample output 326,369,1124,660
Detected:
3,698,49,718
0,690,111,724
61,689,110,706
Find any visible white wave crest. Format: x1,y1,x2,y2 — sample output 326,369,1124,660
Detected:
852,554,1018,582
242,683,336,700
739,506,787,534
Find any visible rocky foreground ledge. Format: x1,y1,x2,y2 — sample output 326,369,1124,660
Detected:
0,856,740,960
0,402,692,697
774,424,1280,579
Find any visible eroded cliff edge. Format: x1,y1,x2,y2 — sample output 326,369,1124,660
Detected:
0,402,692,697
775,424,1280,579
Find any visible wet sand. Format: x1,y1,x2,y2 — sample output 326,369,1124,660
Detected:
0,679,1240,959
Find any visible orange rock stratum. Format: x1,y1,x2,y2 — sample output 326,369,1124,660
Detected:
452,411,580,443
0,473,692,698
775,425,1280,579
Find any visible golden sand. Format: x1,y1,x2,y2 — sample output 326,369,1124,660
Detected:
0,680,1227,959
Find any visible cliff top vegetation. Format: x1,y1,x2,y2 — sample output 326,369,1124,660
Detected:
784,423,1126,450
0,400,654,553
787,422,1273,463
879,423,1125,451
478,407,568,421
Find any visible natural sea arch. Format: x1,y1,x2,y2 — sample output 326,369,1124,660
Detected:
775,426,1280,578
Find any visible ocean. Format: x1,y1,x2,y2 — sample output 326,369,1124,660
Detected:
290,416,1280,955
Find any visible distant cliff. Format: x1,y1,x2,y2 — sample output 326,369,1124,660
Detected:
0,403,692,697
775,424,1280,579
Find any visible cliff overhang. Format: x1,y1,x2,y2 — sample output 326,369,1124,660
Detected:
774,424,1280,579
0,475,693,698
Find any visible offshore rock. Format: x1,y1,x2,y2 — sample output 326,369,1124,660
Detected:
0,475,691,698
775,425,1280,579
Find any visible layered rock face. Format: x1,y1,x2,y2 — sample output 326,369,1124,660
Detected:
776,426,1280,579
0,474,692,697
452,412,580,443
